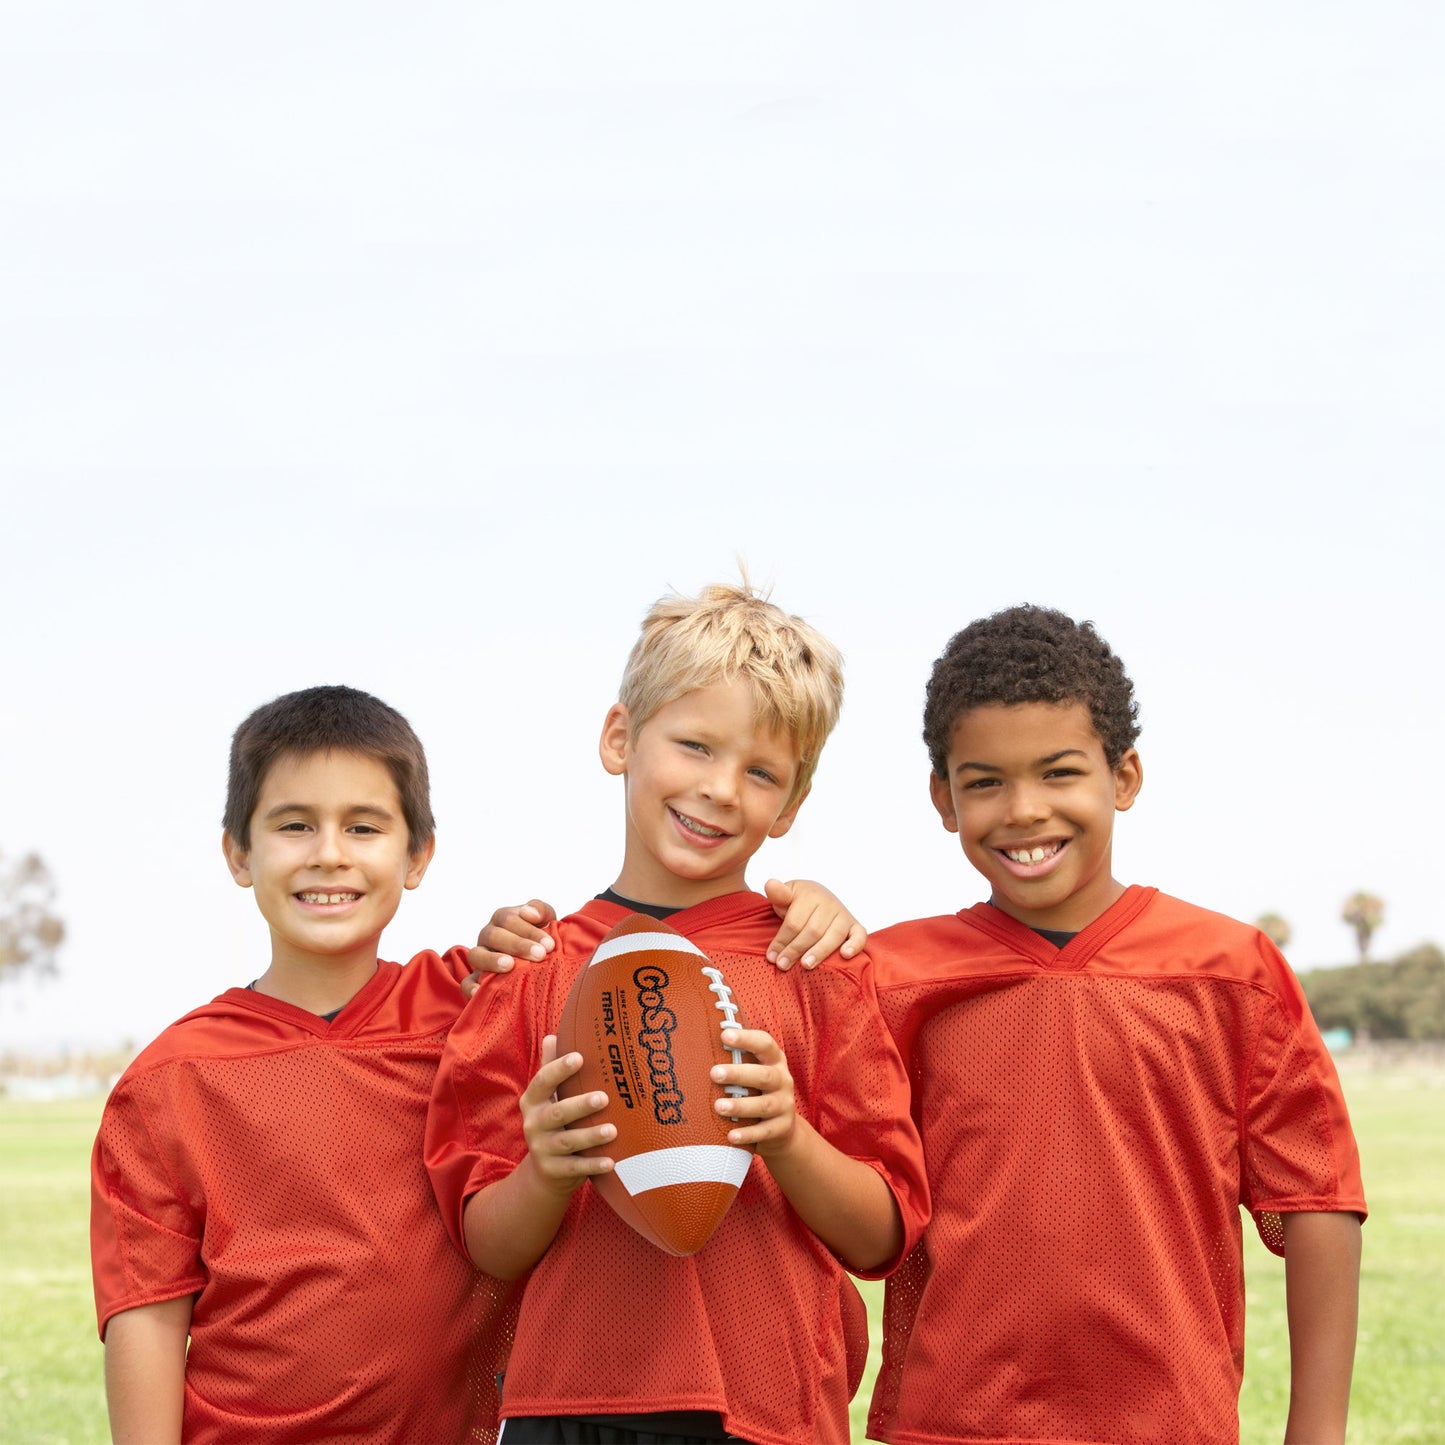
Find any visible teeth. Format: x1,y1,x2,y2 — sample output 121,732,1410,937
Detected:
299,892,359,904
1006,846,1054,865
675,811,725,838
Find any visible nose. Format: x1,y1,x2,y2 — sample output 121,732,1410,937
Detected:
309,823,348,870
699,763,740,808
1003,781,1050,827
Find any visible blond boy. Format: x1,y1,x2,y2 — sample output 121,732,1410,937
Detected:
426,583,929,1445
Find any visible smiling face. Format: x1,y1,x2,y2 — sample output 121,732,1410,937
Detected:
222,749,434,998
601,680,807,910
930,700,1142,933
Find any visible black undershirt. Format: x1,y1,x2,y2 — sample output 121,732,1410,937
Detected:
245,981,343,1023
596,887,684,921
1033,926,1078,950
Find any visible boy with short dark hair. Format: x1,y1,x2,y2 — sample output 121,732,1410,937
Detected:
426,582,930,1445
91,685,517,1443
866,605,1366,1445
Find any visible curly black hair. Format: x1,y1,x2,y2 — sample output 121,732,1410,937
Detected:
923,605,1140,775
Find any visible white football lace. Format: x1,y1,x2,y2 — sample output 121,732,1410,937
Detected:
702,966,748,1098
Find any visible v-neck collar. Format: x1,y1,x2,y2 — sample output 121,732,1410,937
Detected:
959,884,1157,969
219,960,396,1037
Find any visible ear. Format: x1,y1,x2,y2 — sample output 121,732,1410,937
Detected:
1113,749,1143,812
404,835,437,891
222,831,253,888
766,784,811,840
929,772,960,834
598,702,631,777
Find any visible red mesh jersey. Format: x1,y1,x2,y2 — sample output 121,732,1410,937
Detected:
427,892,930,1445
865,886,1366,1445
91,949,521,1445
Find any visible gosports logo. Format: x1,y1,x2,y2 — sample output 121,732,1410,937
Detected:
633,965,685,1125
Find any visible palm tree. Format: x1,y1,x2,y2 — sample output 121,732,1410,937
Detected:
1256,913,1291,951
1341,892,1384,964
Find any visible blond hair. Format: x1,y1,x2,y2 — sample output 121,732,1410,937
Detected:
618,581,844,807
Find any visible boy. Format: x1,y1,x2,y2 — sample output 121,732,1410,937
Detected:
426,582,931,1445
90,686,517,1443
864,605,1366,1445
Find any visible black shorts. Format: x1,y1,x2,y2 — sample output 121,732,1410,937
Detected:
496,1417,750,1445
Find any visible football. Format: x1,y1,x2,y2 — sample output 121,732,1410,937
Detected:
555,912,754,1255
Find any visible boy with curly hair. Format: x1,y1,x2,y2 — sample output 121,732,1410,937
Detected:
865,604,1366,1445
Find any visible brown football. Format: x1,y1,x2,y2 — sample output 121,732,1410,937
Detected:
555,913,753,1255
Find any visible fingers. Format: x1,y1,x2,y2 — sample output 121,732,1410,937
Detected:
521,1040,616,1183
710,1028,795,1147
761,879,866,970
474,901,558,967
762,878,804,970
798,913,868,970
466,946,514,976
520,1041,586,1107
766,897,829,971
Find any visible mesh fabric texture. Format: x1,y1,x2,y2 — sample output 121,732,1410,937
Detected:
428,893,929,1445
92,950,518,1444
865,887,1365,1445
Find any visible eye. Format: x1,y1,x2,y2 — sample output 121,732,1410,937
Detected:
747,767,780,785
1044,767,1082,780
277,820,311,832
348,823,383,835
678,738,709,754
962,777,1000,790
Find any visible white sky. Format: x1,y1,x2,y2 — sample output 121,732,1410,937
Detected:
2,3,1441,1051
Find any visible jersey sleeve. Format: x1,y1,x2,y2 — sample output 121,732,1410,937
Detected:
1241,935,1367,1253
806,955,932,1277
424,965,550,1258
90,1073,206,1338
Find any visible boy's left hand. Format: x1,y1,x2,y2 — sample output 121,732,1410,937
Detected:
710,1027,797,1156
763,878,866,971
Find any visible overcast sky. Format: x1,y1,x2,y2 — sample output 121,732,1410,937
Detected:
2,3,1441,1051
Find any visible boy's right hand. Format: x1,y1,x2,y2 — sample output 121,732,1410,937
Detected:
521,1035,615,1194
463,900,558,997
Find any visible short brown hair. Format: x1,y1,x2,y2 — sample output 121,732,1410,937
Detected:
617,581,844,809
223,685,435,852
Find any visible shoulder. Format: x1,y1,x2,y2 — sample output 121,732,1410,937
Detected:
867,912,1000,988
115,992,273,1080
1131,891,1293,986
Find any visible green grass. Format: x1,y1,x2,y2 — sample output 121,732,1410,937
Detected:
3,1069,1439,1443
0,1095,108,1445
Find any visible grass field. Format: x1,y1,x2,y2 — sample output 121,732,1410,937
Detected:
2,1067,1439,1444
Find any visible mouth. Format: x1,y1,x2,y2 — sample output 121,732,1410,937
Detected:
668,807,730,842
994,839,1069,875
295,891,362,905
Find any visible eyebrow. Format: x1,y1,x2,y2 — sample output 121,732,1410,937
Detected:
261,803,397,821
955,748,1087,775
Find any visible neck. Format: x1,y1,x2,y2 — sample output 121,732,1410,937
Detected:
608,867,750,912
252,947,379,1016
